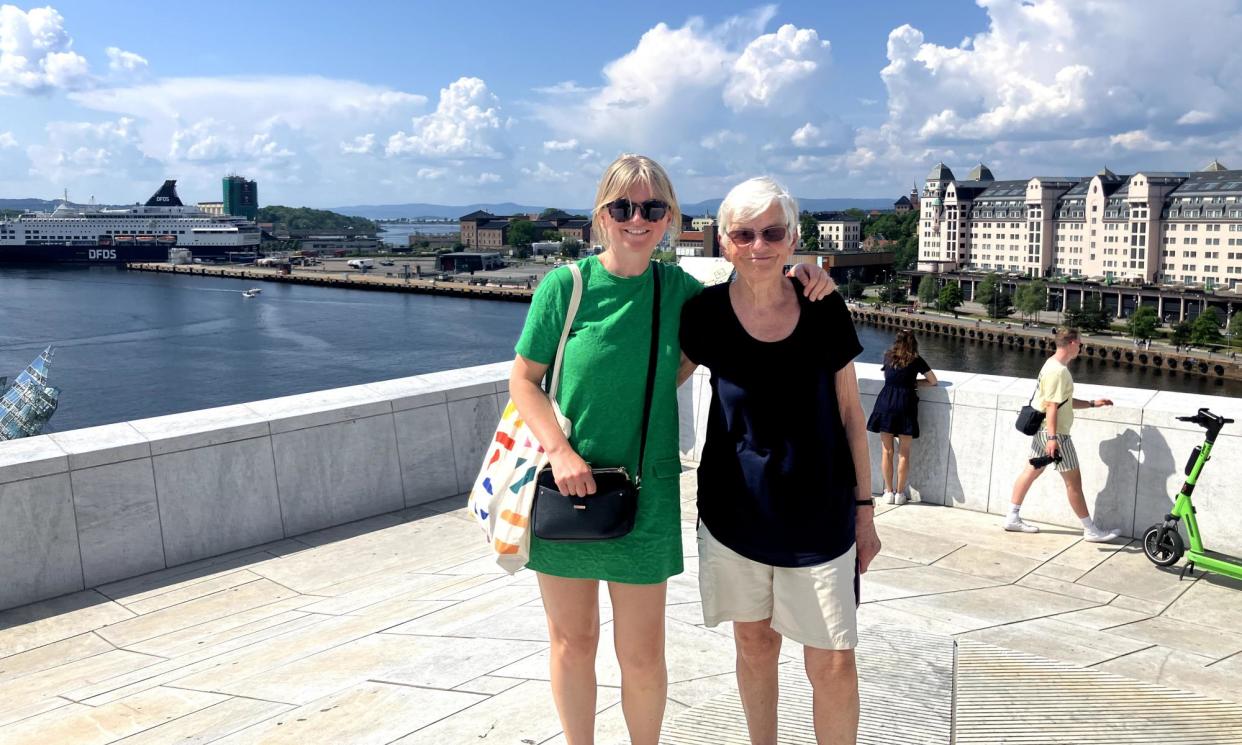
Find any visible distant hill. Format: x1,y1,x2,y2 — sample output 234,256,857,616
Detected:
0,198,59,213
331,197,893,221
329,202,588,220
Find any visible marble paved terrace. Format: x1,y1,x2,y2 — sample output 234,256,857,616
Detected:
3,472,1242,744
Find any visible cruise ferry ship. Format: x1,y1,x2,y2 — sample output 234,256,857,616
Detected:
0,181,261,264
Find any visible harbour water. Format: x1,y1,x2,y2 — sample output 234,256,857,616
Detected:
1,265,1238,432
376,223,459,247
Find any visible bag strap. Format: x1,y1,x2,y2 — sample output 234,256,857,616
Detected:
635,262,661,488
547,263,583,399
1028,372,1070,408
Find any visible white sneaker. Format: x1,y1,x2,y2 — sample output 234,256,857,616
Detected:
882,491,896,504
1004,516,1040,533
1083,525,1121,543
893,489,909,506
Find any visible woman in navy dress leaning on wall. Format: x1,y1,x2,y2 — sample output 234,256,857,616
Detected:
866,330,937,504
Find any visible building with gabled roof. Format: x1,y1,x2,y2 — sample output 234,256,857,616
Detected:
918,159,1242,288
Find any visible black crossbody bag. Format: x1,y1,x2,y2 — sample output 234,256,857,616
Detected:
531,264,661,542
1015,374,1068,435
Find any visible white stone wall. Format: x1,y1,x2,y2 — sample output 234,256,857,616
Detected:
0,363,510,612
3,360,1239,613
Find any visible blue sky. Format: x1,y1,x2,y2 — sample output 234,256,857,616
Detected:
2,1,1240,208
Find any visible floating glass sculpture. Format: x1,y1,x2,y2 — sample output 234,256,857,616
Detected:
0,346,60,440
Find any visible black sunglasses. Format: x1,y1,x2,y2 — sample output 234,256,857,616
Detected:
727,226,789,247
606,198,669,223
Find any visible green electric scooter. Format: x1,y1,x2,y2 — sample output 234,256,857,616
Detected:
1142,408,1241,581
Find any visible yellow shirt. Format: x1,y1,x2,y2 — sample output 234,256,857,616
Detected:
1036,357,1074,435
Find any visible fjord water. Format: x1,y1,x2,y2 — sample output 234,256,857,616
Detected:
1,266,1237,432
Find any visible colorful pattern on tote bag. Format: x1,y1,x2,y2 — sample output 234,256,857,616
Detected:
466,263,581,573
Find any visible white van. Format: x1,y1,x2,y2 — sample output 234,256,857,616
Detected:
346,258,374,271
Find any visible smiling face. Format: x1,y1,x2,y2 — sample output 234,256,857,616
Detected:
722,202,796,282
600,181,672,259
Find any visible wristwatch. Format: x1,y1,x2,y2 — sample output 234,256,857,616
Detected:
856,498,875,507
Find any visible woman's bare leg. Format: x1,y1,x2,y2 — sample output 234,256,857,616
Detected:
539,574,602,744
608,581,669,745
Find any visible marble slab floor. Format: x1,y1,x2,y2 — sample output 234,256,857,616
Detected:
1,470,1241,744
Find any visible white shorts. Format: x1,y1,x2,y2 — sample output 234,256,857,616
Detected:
696,523,858,650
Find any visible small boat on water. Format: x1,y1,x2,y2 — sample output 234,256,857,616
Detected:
245,287,262,294
241,289,260,298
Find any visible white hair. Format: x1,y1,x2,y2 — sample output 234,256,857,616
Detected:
717,176,800,239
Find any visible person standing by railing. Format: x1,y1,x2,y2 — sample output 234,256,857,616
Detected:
867,330,938,505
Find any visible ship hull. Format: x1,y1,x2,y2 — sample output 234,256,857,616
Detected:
0,243,237,264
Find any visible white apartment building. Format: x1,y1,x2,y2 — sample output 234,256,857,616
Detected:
811,211,861,251
918,160,1242,289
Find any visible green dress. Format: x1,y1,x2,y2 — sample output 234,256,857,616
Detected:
515,255,703,584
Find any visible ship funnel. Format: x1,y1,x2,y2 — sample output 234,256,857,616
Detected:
145,180,183,207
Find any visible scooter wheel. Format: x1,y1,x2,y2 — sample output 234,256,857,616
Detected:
1142,524,1184,567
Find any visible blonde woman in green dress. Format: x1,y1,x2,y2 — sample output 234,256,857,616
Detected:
509,154,834,745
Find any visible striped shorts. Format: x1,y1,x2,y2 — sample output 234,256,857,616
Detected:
1031,431,1079,472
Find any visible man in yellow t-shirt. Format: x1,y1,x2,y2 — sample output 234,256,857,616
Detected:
1004,328,1121,542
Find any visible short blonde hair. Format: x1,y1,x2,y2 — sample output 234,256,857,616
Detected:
592,154,681,249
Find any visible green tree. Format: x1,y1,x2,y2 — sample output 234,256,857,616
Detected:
976,273,1012,318
507,219,537,249
652,250,677,264
542,229,562,241
917,276,938,306
1190,307,1223,346
799,212,820,251
844,278,866,299
256,206,379,235
561,237,582,259
1126,305,1159,341
893,234,918,271
1015,280,1048,322
1229,310,1242,347
538,208,562,219
1171,320,1192,346
1078,294,1110,333
878,278,908,304
937,283,964,315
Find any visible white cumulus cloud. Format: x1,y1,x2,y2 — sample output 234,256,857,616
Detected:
521,161,571,182
386,76,505,159
26,117,162,183
848,0,1242,190
416,167,446,180
543,138,578,151
723,24,830,112
340,133,376,154
0,5,90,94
105,46,147,77
0,130,16,148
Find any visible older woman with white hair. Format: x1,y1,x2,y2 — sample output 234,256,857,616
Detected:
678,176,879,745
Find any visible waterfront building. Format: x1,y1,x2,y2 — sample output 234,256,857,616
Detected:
437,251,504,272
690,216,716,230
790,249,895,284
674,225,719,257
918,160,1242,289
197,201,225,216
222,175,259,220
894,195,914,213
811,211,862,251
458,210,590,248
0,346,59,441
298,235,379,253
